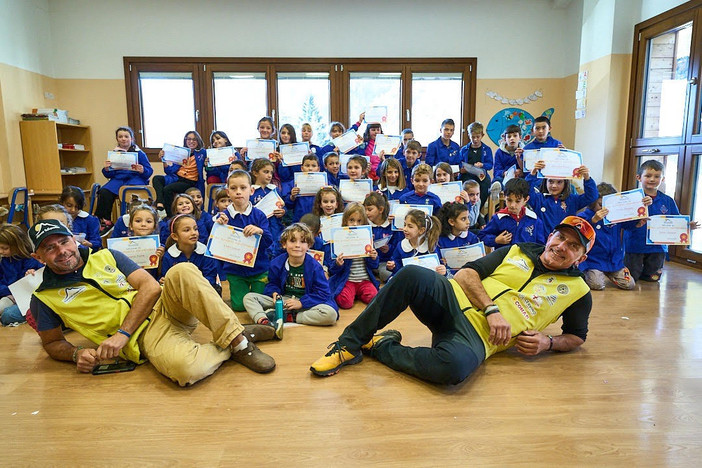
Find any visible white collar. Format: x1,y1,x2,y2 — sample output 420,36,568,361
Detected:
386,185,397,194
122,214,129,223
448,230,469,241
76,210,89,218
227,203,253,217
400,238,429,253
167,241,207,257
252,184,276,191
496,208,538,220
370,219,391,228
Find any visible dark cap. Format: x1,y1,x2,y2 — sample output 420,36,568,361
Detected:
554,216,596,253
29,219,73,251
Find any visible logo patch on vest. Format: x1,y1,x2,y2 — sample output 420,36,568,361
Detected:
545,294,558,306
61,286,86,303
518,294,537,316
533,285,546,295
660,205,668,214
557,284,569,295
506,257,530,271
513,299,530,319
105,265,116,274
116,275,127,288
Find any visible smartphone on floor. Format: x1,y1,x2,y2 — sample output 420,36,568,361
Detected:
92,360,137,375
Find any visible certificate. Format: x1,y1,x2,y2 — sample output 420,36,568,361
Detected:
390,203,433,231
206,147,236,167
280,142,310,166
450,164,460,174
8,267,45,317
206,223,261,267
602,188,648,225
320,213,344,243
365,106,387,124
462,162,486,179
329,225,373,259
538,149,583,179
254,189,285,218
340,154,370,174
522,149,540,171
646,215,691,245
307,249,325,267
107,235,161,269
373,135,401,156
294,172,328,196
440,242,486,270
373,235,392,249
403,253,441,271
162,143,190,165
332,130,362,154
246,139,277,161
107,151,138,170
428,181,463,205
339,178,373,203
503,164,517,184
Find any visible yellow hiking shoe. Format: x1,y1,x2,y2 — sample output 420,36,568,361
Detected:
361,330,402,356
310,342,362,377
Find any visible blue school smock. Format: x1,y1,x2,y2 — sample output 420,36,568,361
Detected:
218,203,273,278
159,214,213,246
623,190,680,254
578,208,636,273
398,157,421,190
251,184,285,257
399,190,443,215
524,136,562,150
371,219,397,262
265,253,338,314
526,174,598,233
160,242,218,287
110,214,130,238
326,170,348,188
282,180,315,223
437,230,479,250
102,148,153,195
425,137,460,167
327,253,379,296
163,148,207,195
72,210,101,250
388,238,440,277
0,256,43,298
379,186,409,202
478,208,546,248
493,147,520,181
457,143,493,171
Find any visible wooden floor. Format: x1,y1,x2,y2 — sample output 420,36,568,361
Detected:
2,262,702,466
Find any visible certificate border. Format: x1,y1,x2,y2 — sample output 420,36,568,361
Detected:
205,224,261,267
645,215,691,245
602,188,647,225
106,234,161,269
329,225,374,259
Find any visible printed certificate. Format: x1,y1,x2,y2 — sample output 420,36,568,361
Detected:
373,235,392,249
440,242,486,270
246,139,277,161
206,223,261,267
162,144,190,165
8,267,44,317
373,135,401,156
329,225,374,259
339,178,373,203
332,130,362,154
537,148,583,179
461,162,486,179
320,213,344,243
294,172,328,196
254,189,285,218
390,203,433,231
206,146,236,167
523,149,540,171
365,106,387,124
450,164,460,174
403,253,441,271
503,164,517,184
602,188,648,225
107,151,138,170
107,235,161,269
307,249,325,267
280,142,310,166
428,181,463,205
646,215,691,245
340,154,370,174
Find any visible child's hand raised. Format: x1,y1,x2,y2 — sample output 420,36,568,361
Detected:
515,147,524,158
532,160,546,175
104,160,112,169
215,212,229,224
290,186,300,200
690,220,700,231
242,225,263,237
575,165,590,180
379,244,390,253
592,208,609,224
495,230,513,245
358,112,365,123
460,190,469,203
273,208,285,218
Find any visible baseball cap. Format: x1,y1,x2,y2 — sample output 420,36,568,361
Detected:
29,219,73,251
554,216,596,253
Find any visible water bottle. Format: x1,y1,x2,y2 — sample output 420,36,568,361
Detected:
274,296,284,339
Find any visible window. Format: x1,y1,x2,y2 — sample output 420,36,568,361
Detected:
349,72,402,137
139,71,196,148
277,72,331,144
411,72,463,145
213,72,268,146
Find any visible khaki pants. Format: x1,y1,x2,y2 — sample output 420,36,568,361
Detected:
583,268,635,291
138,263,245,386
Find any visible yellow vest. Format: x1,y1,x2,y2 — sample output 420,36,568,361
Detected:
449,244,589,358
34,249,151,363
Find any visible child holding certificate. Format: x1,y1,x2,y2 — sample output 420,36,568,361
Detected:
624,160,699,282
317,116,364,156
313,186,344,217
527,161,598,232
490,124,524,197
523,116,564,151
386,209,444,278
243,223,337,329
462,180,486,234
356,123,384,181
238,116,276,162
323,152,347,187
425,119,460,167
0,224,43,326
363,192,396,282
398,140,422,191
377,158,409,201
433,163,455,183
398,164,443,214
579,182,651,290
458,122,493,207
250,158,285,253
283,154,323,222
60,186,102,251
206,130,240,184
301,123,320,155
437,202,479,252
161,214,220,295
159,193,212,246
276,123,301,183
327,203,379,310
216,170,273,311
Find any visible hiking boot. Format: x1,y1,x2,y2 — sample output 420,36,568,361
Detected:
230,341,275,373
242,323,275,342
361,329,402,356
310,341,362,377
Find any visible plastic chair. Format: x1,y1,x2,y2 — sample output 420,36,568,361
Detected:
89,182,101,215
118,185,156,215
207,183,226,215
7,187,30,229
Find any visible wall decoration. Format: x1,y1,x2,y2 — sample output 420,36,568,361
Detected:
485,89,543,106
486,107,555,147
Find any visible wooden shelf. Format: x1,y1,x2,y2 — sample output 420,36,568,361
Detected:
59,148,91,152
61,171,93,176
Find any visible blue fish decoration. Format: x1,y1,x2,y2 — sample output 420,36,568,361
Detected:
486,107,554,146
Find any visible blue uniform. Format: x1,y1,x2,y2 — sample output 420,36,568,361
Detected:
251,184,285,256
524,136,562,150
0,256,43,298
102,148,153,194
159,214,213,246
478,208,546,248
371,219,397,262
624,190,680,254
526,175,598,233
398,190,443,215
218,204,273,278
72,210,102,250
266,253,338,315
379,186,410,201
326,170,348,188
110,214,130,238
161,242,218,287
578,208,637,273
398,157,421,190
438,230,481,272
163,148,207,196
327,255,379,297
425,137,460,167
493,145,521,181
457,143,494,172
388,238,440,277
282,180,315,223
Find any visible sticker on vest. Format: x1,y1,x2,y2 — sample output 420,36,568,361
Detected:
506,257,530,271
116,275,127,288
533,284,546,295
545,294,558,306
513,298,530,319
557,284,569,295
105,265,116,274
530,294,543,308
518,293,537,316
61,286,87,303
545,276,555,284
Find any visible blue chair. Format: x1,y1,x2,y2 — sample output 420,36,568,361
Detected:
7,187,30,229
118,185,156,215
89,182,101,215
207,183,226,215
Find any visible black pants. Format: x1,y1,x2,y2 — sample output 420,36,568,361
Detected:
338,266,486,385
153,176,198,217
95,187,118,221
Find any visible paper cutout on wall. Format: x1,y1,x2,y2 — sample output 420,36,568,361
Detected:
486,89,543,105
486,107,555,147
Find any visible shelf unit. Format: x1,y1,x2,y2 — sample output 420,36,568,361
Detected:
19,120,95,202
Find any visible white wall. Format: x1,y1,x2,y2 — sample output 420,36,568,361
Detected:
47,0,583,80
641,0,688,22
0,0,53,75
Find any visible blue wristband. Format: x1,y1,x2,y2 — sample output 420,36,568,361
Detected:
117,328,132,339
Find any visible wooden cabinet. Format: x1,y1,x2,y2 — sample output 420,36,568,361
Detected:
19,120,95,202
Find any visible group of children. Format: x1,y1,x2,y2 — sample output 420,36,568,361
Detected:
1,115,697,329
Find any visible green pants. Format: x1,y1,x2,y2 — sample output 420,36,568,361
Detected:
227,272,268,311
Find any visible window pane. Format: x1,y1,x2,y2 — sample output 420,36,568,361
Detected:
214,72,267,147
349,72,401,139
277,72,330,145
139,72,195,148
641,23,692,138
411,73,463,146
637,154,678,198
690,154,702,253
